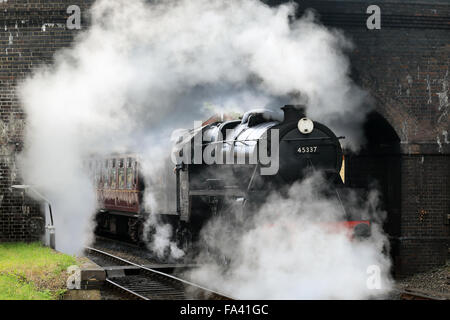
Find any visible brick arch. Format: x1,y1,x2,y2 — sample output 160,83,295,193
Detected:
363,87,413,145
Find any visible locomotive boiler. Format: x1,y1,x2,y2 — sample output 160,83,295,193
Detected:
93,105,369,251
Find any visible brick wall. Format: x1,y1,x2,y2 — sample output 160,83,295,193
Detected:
398,155,450,274
0,0,92,242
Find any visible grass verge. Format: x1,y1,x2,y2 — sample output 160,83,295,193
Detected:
0,242,78,300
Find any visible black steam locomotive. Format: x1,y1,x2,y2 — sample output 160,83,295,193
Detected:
93,105,368,251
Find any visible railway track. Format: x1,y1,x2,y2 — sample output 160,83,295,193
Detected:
399,289,448,300
85,246,233,300
87,246,448,301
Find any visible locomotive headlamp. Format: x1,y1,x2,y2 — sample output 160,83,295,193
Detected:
298,118,314,134
353,223,371,239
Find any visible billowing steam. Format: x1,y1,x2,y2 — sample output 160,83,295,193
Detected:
16,0,380,297
185,172,393,299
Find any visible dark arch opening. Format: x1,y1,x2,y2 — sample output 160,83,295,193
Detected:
362,112,401,154
345,111,402,275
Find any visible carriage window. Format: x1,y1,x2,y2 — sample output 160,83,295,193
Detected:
103,160,109,188
133,161,138,187
126,158,134,189
110,159,117,189
118,158,125,189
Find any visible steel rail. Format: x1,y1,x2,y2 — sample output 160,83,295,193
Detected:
105,278,150,300
85,246,233,300
399,289,447,300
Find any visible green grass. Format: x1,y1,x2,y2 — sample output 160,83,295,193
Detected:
0,273,53,300
0,242,78,300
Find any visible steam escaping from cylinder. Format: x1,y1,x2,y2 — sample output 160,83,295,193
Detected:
18,0,372,266
142,212,185,261
184,172,393,299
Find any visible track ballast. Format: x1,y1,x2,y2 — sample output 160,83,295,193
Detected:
85,246,232,300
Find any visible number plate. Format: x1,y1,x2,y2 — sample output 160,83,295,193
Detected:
297,146,318,154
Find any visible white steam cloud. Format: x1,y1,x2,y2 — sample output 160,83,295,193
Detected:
17,0,372,271
185,172,393,299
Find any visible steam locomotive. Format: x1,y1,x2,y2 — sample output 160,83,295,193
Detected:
92,105,370,252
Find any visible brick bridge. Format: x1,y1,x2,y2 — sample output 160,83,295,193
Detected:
0,0,448,276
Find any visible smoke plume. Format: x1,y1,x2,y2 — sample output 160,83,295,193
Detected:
18,0,371,261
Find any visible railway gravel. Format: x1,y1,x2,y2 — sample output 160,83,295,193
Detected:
397,258,449,299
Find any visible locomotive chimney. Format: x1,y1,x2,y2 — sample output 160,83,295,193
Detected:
281,105,306,123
